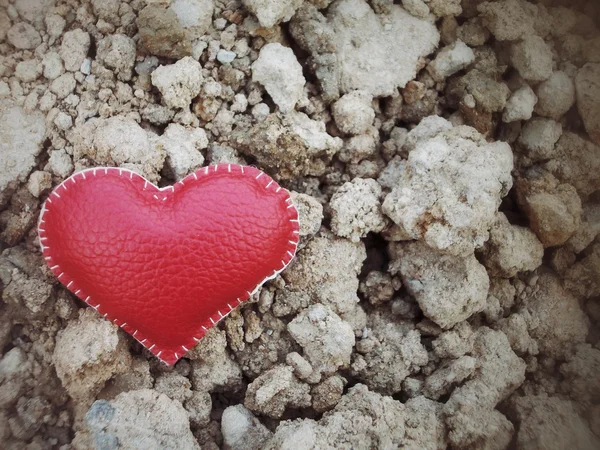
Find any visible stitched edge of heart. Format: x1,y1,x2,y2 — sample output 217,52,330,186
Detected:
37,163,300,365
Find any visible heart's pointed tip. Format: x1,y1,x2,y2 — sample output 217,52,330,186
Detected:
152,349,182,366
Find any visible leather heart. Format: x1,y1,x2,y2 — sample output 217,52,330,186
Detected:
38,164,299,365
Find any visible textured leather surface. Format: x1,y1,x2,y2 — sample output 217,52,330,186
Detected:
38,164,299,365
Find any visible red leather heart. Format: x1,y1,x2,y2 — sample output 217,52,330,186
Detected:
38,164,299,365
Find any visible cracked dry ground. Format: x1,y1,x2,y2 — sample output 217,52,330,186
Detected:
1,0,600,449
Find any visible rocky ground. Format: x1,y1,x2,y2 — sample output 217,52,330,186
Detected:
1,0,600,448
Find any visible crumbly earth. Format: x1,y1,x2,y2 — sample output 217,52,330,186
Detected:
0,0,599,449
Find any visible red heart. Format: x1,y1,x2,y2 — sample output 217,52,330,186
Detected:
38,164,299,365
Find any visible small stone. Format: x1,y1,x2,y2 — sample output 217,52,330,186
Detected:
231,94,248,112
155,123,207,179
480,213,544,278
53,111,73,131
27,171,52,198
517,117,562,161
0,102,46,192
221,405,272,450
14,59,41,83
516,169,582,248
151,57,204,109
290,192,323,239
243,0,303,28
575,63,600,145
502,84,537,122
48,149,74,178
332,91,375,135
42,51,64,80
60,29,91,72
328,0,439,97
0,12,10,42
80,58,92,75
288,304,355,377
311,375,345,412
423,356,476,400
169,0,215,39
252,43,305,113
85,390,199,450
286,352,313,380
96,34,136,82
427,40,475,82
510,395,600,450
185,391,211,427
478,0,536,41
45,14,66,38
534,71,575,120
154,372,192,403
509,35,554,82
390,241,490,329
329,178,387,242
0,82,9,98
251,103,270,121
359,271,395,305
402,81,426,105
50,73,76,99
137,6,193,59
53,309,132,406
382,124,513,257
7,22,41,49
244,365,311,419
217,49,236,64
